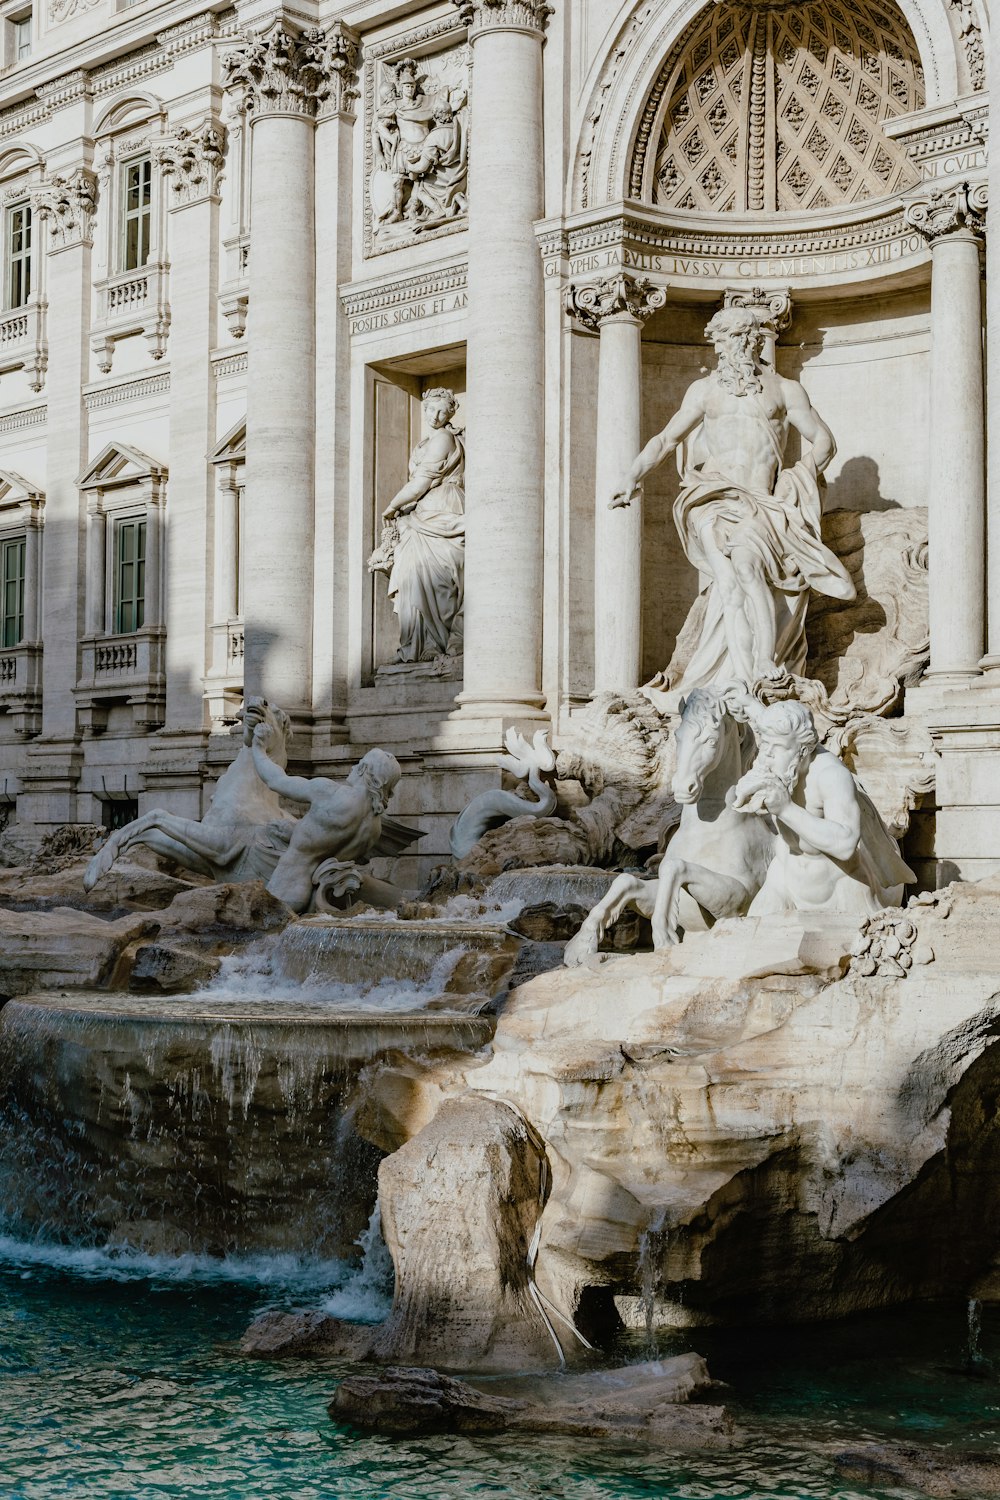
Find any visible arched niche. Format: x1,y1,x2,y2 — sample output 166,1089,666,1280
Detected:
574,0,960,211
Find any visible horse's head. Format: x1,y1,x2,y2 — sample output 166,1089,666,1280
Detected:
238,697,292,766
671,688,731,804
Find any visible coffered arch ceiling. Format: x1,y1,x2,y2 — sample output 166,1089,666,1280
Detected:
633,0,926,214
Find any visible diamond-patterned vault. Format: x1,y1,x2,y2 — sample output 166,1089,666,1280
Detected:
647,0,924,214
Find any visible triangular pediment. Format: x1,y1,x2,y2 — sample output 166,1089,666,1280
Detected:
0,468,42,509
79,441,166,490
210,418,246,465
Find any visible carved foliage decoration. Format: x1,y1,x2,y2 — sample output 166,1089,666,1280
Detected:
649,0,924,214
31,168,98,246
452,0,552,37
906,180,988,242
223,23,359,120
154,122,226,205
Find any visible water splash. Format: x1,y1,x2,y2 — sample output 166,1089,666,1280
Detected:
322,1205,393,1324
0,1232,353,1294
637,1208,669,1353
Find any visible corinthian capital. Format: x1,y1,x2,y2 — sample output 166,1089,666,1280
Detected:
222,21,359,120
565,272,666,332
154,121,227,205
31,168,98,248
453,0,552,39
906,180,987,244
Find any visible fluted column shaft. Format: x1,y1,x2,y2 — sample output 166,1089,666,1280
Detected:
224,22,355,719
986,48,1000,662
567,273,665,693
456,0,549,717
908,185,987,682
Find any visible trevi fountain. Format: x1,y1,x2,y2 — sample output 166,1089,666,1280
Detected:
2,0,1000,1496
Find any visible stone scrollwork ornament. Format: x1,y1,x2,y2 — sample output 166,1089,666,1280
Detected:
564,273,666,332
223,22,359,121
31,168,99,247
905,180,988,243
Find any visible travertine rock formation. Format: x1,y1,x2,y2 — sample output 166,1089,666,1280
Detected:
366,880,1000,1358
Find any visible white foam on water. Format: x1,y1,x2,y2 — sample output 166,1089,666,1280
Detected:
0,1233,350,1293
196,941,469,1011
320,1205,393,1324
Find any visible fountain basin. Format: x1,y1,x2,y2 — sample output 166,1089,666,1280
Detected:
0,991,492,1260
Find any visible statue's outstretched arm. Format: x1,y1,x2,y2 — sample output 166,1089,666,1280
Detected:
251,734,314,807
611,385,707,508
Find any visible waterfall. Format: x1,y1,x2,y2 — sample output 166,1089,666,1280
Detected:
0,994,491,1260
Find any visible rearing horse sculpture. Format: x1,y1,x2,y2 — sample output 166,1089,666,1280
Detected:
563,687,776,965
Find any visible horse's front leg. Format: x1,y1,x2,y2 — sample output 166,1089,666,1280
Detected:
563,873,652,968
652,858,751,949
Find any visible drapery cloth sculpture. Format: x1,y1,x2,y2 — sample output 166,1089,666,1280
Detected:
370,387,466,664
612,306,855,694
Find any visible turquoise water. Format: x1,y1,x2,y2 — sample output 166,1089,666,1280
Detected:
2,1237,998,1500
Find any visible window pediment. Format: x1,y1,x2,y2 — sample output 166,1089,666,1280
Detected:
79,441,166,492
210,417,246,466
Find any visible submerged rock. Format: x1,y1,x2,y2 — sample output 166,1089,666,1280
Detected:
833,1441,1000,1497
329,1357,731,1446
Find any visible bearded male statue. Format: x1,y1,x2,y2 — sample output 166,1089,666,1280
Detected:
612,307,855,692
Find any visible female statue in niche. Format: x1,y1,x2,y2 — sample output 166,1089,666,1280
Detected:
370,387,465,664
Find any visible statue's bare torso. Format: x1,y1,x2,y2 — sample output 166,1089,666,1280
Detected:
694,370,790,497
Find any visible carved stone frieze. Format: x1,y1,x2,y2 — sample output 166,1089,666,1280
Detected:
564,273,666,332
223,22,359,121
950,0,985,91
154,122,226,205
452,0,552,38
31,168,98,248
48,0,99,22
906,180,987,243
368,41,469,252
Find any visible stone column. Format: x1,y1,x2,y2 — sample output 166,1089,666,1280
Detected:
565,273,665,694
453,0,550,720
985,48,1000,665
224,22,343,721
154,119,226,731
83,499,106,636
907,183,987,683
312,25,357,743
25,167,97,823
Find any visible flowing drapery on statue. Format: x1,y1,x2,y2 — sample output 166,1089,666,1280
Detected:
371,387,465,664
612,306,855,694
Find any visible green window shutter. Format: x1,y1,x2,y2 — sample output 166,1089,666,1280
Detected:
114,519,146,634
1,535,25,649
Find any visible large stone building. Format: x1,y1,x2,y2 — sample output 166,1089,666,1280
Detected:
0,0,992,882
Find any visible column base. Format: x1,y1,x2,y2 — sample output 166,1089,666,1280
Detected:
446,692,550,751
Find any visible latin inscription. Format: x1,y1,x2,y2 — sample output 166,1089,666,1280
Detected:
349,290,468,337
547,233,926,283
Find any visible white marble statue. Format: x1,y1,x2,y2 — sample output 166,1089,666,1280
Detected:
370,387,465,665
612,307,855,693
731,698,914,917
370,57,468,239
84,699,414,915
450,728,557,860
564,689,913,965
